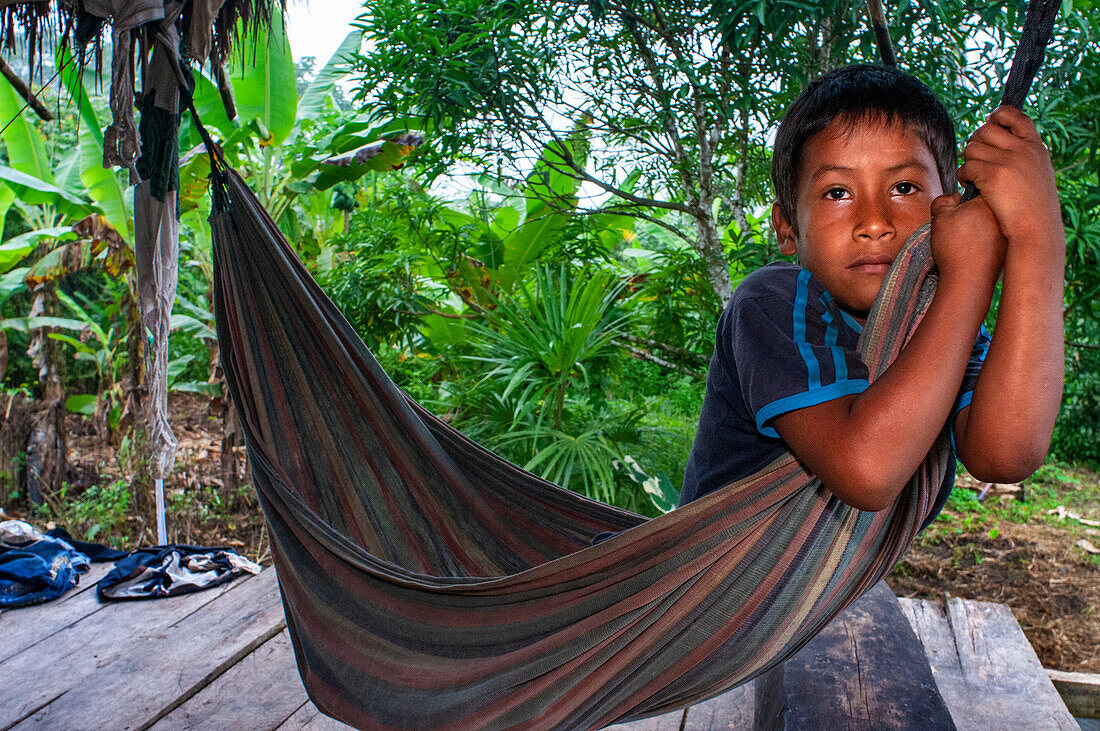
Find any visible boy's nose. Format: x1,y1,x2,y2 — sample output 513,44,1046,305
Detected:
856,199,895,241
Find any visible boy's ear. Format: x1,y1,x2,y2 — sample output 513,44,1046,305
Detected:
772,202,797,257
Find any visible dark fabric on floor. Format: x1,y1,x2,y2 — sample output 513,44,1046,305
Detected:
96,544,261,601
45,527,130,563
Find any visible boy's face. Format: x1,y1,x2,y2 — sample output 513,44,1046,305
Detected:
773,116,944,321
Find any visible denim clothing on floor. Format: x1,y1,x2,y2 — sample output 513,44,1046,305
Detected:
0,521,91,608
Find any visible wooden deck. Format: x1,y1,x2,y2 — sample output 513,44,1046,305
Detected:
0,563,1080,730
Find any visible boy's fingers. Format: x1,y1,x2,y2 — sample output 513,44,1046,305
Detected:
931,193,961,217
967,121,1018,152
988,105,1040,141
958,157,1007,189
962,138,1006,164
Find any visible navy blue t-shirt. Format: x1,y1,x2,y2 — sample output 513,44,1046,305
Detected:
679,262,990,530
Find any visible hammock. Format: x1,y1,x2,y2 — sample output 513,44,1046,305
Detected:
202,4,1059,727
210,158,944,728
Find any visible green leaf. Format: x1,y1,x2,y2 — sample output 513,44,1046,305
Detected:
0,317,27,333
26,315,90,331
56,47,104,147
620,455,680,514
0,165,93,216
0,77,54,184
0,267,28,303
48,332,96,355
65,394,97,416
498,123,590,289
57,45,131,241
169,380,222,397
190,68,239,139
295,30,363,129
227,5,298,146
170,312,217,341
179,153,212,214
77,125,131,241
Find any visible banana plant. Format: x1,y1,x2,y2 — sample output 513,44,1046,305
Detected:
0,77,95,233
56,46,132,243
46,289,128,430
182,22,421,256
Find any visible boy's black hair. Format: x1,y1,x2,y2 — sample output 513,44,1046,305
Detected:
771,65,957,231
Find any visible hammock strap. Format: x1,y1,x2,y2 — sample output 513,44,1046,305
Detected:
961,0,1059,202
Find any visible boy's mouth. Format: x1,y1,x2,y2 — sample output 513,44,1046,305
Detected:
848,255,894,274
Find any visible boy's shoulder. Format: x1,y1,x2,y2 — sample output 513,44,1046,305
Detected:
729,262,832,315
722,262,863,351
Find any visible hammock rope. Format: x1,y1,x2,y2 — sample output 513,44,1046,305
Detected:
196,4,1059,727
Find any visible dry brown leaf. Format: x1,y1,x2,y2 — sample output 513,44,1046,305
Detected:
1075,539,1100,555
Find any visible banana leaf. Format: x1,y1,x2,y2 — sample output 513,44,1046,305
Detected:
226,4,297,146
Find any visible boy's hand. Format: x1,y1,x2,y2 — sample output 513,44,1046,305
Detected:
929,192,1006,285
957,106,1063,255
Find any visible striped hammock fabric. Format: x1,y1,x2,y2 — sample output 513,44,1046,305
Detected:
209,163,949,730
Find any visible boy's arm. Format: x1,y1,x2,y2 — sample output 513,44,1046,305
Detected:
951,106,1065,482
772,107,1063,513
770,209,1002,511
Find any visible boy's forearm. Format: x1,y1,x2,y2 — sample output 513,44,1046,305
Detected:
955,239,1065,480
774,274,994,511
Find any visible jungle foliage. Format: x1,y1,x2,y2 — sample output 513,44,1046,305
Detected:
0,0,1098,527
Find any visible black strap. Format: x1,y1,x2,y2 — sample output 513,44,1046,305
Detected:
961,0,1061,203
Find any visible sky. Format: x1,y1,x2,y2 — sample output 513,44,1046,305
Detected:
284,0,366,63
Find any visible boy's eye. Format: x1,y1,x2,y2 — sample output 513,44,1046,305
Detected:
893,181,917,195
824,187,849,200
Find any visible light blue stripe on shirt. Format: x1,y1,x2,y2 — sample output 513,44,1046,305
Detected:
756,379,871,438
819,294,848,383
793,269,820,389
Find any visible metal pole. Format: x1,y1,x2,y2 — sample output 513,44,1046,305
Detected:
155,477,167,545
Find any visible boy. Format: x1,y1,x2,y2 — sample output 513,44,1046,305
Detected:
680,65,1064,524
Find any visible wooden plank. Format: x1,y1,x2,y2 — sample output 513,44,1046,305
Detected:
1047,669,1100,719
757,581,954,729
605,708,687,730
152,629,307,730
898,596,1078,730
947,596,1077,730
14,568,285,730
0,567,256,729
681,683,753,730
603,679,753,729
276,702,356,730
4,568,283,730
0,562,114,662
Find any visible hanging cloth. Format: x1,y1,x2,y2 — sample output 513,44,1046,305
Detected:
133,3,186,484
207,159,945,729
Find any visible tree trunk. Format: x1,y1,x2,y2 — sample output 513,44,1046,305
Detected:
0,330,7,383
25,397,65,507
208,345,244,495
117,273,146,440
25,286,66,506
0,393,33,508
730,136,753,249
692,205,734,308
220,393,244,493
93,393,110,440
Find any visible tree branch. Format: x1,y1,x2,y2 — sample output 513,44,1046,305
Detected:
613,338,704,377
0,55,52,121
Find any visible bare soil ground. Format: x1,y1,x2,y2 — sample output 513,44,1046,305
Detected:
3,394,1098,673
889,471,1100,673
